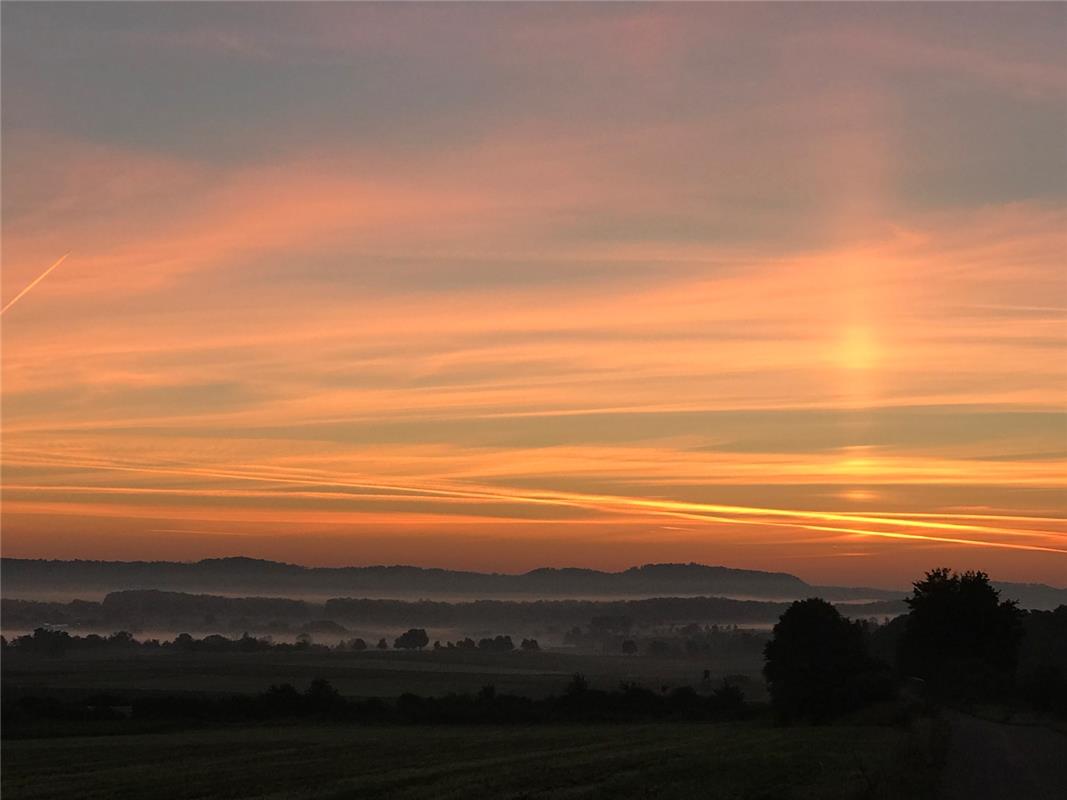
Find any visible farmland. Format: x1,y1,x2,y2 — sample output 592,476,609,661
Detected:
2,720,938,800
1,646,766,701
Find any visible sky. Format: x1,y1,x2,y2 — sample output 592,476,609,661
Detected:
2,3,1065,587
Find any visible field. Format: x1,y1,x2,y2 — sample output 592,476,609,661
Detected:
1,643,940,799
1,647,766,701
2,720,937,800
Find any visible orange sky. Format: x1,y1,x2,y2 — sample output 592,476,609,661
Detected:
2,4,1065,587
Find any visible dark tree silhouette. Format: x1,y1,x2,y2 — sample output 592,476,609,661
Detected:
22,628,72,658
107,631,135,647
763,598,873,722
710,679,747,717
565,673,589,696
262,682,303,715
520,638,540,651
376,637,389,650
1018,606,1067,716
393,628,430,650
477,635,514,652
304,678,342,711
647,639,670,657
898,568,1025,699
621,639,638,655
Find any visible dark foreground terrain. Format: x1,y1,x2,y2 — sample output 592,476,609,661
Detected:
7,568,1060,799
1,647,766,701
942,711,1067,800
2,720,938,800
1,642,939,799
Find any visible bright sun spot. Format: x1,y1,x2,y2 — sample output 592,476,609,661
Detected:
838,325,878,370
839,489,880,502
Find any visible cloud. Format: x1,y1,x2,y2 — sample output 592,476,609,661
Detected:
3,2,1065,584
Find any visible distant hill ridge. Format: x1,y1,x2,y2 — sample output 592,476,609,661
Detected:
1,588,907,634
1,557,814,599
2,557,1062,608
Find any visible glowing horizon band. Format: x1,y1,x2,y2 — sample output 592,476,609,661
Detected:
3,450,1064,554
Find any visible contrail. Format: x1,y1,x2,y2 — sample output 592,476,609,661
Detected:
1,252,71,316
6,450,1066,553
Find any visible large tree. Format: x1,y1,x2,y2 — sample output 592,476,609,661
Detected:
393,628,430,650
898,568,1024,699
763,598,875,722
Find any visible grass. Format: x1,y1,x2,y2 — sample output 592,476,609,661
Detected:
1,649,936,798
952,701,1067,735
2,720,938,800
2,648,766,701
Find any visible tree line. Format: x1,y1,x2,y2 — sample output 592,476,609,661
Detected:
0,628,544,657
3,674,750,732
2,590,904,635
763,568,1067,722
5,567,1063,733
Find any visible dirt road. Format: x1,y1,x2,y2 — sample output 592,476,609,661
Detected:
942,711,1067,800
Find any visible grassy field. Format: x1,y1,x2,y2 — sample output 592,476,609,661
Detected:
2,720,937,800
2,648,766,700
2,648,938,799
